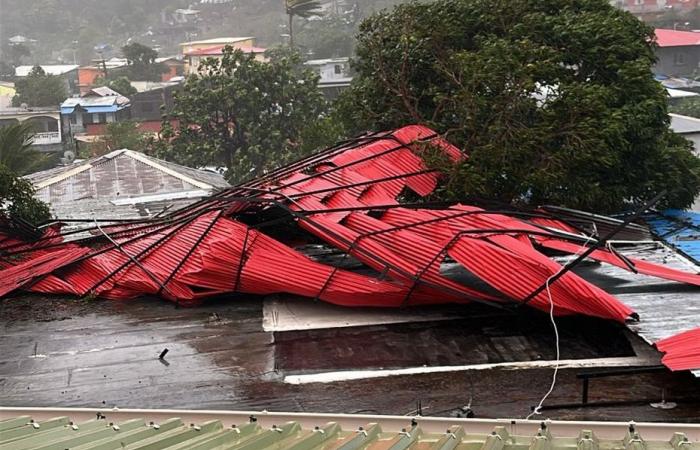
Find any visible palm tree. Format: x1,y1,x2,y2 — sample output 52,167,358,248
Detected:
285,0,322,48
0,122,55,175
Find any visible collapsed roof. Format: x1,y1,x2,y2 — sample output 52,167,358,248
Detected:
0,125,699,373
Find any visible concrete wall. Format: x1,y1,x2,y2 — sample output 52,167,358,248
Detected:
655,46,700,77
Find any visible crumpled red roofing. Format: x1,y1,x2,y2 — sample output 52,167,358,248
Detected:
2,124,700,372
656,329,700,371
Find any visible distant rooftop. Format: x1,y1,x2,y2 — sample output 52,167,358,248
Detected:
670,113,700,134
60,87,130,114
0,107,58,116
25,149,229,227
655,28,700,47
305,57,350,66
14,65,79,77
180,36,254,47
8,35,35,44
667,87,700,98
184,44,266,56
130,80,182,93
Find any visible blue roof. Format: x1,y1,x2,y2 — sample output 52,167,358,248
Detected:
61,105,124,114
644,209,700,264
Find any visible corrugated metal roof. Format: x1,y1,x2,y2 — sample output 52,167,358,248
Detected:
2,409,700,449
23,150,229,229
180,37,254,46
567,241,700,376
655,28,700,47
644,210,700,263
25,149,229,189
184,45,267,56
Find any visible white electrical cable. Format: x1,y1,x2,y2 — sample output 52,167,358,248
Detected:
525,234,594,420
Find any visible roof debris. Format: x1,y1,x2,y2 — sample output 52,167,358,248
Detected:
2,125,700,374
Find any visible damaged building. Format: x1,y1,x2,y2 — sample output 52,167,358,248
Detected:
2,125,700,419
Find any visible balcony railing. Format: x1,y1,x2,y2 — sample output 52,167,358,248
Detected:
31,131,61,145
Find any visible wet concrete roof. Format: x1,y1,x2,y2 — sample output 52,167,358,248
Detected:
1,295,700,422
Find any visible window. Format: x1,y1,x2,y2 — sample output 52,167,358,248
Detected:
141,102,155,113
334,64,342,74
82,113,91,124
98,113,107,123
675,52,687,66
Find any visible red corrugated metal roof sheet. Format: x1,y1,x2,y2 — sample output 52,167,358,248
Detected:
4,124,700,373
655,29,700,47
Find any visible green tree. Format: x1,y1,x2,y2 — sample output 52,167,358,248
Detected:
669,97,700,118
297,14,356,58
285,0,323,47
92,121,147,156
7,43,31,68
0,164,51,225
0,124,51,224
122,42,166,81
94,75,137,97
153,46,327,182
341,0,700,212
12,66,67,108
0,123,55,175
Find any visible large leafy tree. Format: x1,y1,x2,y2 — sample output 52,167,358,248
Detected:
153,47,328,182
12,66,67,108
285,0,323,47
122,42,166,81
341,0,700,212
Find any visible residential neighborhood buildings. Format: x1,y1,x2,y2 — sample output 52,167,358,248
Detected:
654,28,700,77
60,86,131,135
180,37,266,74
305,57,353,99
615,0,700,17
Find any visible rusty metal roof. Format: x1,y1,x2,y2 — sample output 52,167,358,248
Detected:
2,408,700,450
23,150,229,229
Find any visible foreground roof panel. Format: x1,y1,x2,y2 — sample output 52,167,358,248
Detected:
3,408,700,449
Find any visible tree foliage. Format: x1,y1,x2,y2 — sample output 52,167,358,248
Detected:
153,47,328,182
94,75,137,97
297,14,358,58
0,123,56,175
5,43,31,68
340,0,700,212
90,121,148,156
0,124,51,224
12,66,67,108
0,164,51,225
669,97,700,119
122,42,167,81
